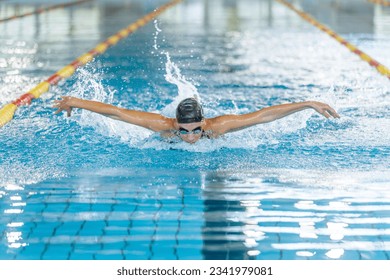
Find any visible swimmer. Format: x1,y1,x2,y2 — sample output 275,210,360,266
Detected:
53,96,340,144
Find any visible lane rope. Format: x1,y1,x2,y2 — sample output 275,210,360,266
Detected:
0,0,182,128
275,0,390,80
368,0,390,6
0,0,93,24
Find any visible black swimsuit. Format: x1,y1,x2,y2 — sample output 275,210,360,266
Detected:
165,129,212,142
201,130,212,139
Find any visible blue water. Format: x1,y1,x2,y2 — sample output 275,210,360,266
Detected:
1,0,390,260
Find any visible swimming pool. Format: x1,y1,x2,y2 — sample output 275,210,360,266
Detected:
1,0,390,260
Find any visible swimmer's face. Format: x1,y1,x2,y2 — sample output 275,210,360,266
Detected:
177,122,203,144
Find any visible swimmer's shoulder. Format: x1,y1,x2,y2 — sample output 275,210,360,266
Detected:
203,118,223,138
160,130,177,139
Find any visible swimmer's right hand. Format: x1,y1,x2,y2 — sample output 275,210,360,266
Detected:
53,96,75,117
309,101,340,119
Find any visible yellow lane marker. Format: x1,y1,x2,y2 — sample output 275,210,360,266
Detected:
368,0,390,6
0,0,182,128
275,0,390,80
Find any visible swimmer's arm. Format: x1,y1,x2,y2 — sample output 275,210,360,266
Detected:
53,96,174,132
210,101,340,134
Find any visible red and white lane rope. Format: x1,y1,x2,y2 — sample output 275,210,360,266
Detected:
275,0,390,80
0,0,93,24
368,0,390,6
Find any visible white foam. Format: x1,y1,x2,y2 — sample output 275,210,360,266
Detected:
0,160,65,188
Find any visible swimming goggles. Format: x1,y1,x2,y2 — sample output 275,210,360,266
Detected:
178,126,202,135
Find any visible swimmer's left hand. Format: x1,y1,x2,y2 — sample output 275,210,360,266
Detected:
309,101,340,119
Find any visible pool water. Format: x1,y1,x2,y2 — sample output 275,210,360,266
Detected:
1,0,390,260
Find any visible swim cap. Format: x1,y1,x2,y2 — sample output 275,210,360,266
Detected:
176,98,204,123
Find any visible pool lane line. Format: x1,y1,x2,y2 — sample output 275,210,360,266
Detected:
368,0,390,6
0,0,93,24
275,0,390,80
0,0,182,128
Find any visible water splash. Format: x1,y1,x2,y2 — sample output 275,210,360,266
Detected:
0,159,65,187
50,21,350,153
152,19,161,51
161,51,201,116
153,19,200,117
65,68,152,145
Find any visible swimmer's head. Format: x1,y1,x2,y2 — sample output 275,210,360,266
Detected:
176,98,204,124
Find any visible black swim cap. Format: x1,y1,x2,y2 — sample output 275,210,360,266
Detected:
176,98,204,123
